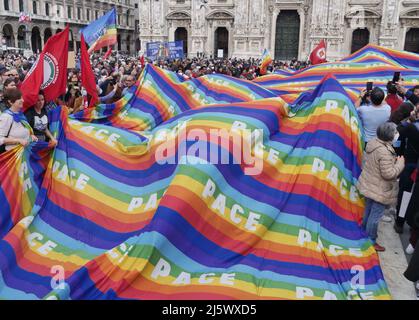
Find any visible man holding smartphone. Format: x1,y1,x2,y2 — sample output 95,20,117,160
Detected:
355,85,392,147
386,81,403,112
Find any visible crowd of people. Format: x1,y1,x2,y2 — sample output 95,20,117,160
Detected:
354,81,419,288
0,51,311,147
0,51,418,291
0,51,310,113
151,57,309,80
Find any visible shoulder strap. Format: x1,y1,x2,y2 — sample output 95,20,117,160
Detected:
5,117,13,138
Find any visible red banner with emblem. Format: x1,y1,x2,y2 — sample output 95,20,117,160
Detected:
310,40,327,66
21,26,69,110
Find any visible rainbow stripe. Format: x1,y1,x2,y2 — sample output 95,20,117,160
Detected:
255,44,419,103
89,27,117,53
0,143,51,239
1,45,417,300
81,8,117,53
260,49,273,75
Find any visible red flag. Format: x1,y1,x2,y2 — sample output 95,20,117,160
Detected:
103,47,112,59
140,55,145,68
309,40,327,65
20,53,44,110
21,27,69,110
80,34,99,108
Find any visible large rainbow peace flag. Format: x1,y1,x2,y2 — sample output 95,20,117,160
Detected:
0,45,418,300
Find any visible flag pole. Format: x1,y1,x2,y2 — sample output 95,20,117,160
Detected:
116,48,119,74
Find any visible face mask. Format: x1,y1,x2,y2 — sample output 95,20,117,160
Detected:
393,133,400,143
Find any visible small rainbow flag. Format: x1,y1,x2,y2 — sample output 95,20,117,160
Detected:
81,8,117,54
260,49,273,75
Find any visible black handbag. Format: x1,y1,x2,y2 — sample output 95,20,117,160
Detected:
0,121,13,154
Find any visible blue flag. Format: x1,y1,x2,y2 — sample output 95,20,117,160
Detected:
80,7,117,53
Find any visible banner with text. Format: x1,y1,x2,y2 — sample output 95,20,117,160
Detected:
146,41,184,61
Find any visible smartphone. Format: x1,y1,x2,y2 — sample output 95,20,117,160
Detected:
392,72,401,83
366,82,373,92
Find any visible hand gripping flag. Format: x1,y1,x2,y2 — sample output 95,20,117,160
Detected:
81,8,117,54
260,49,273,75
21,26,69,111
80,35,99,108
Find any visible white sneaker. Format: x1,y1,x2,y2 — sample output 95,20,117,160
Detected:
406,244,415,255
381,215,392,223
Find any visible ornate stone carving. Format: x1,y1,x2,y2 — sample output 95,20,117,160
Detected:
167,12,191,20
345,10,381,19
134,0,419,60
193,40,203,51
406,10,419,17
192,3,206,32
401,19,419,28
250,1,261,28
403,0,419,7
237,41,245,51
206,11,234,21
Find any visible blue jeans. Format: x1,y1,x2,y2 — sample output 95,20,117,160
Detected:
362,198,386,243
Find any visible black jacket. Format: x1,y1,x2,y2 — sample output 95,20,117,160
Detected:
406,170,419,226
404,243,419,282
405,90,419,106
398,121,419,164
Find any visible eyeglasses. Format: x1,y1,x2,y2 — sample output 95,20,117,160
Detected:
5,73,18,77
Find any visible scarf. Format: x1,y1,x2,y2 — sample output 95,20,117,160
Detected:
4,109,33,134
5,109,27,123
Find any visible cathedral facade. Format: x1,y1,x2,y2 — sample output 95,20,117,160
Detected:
139,0,419,61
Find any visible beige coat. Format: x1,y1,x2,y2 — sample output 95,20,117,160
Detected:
357,138,404,205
